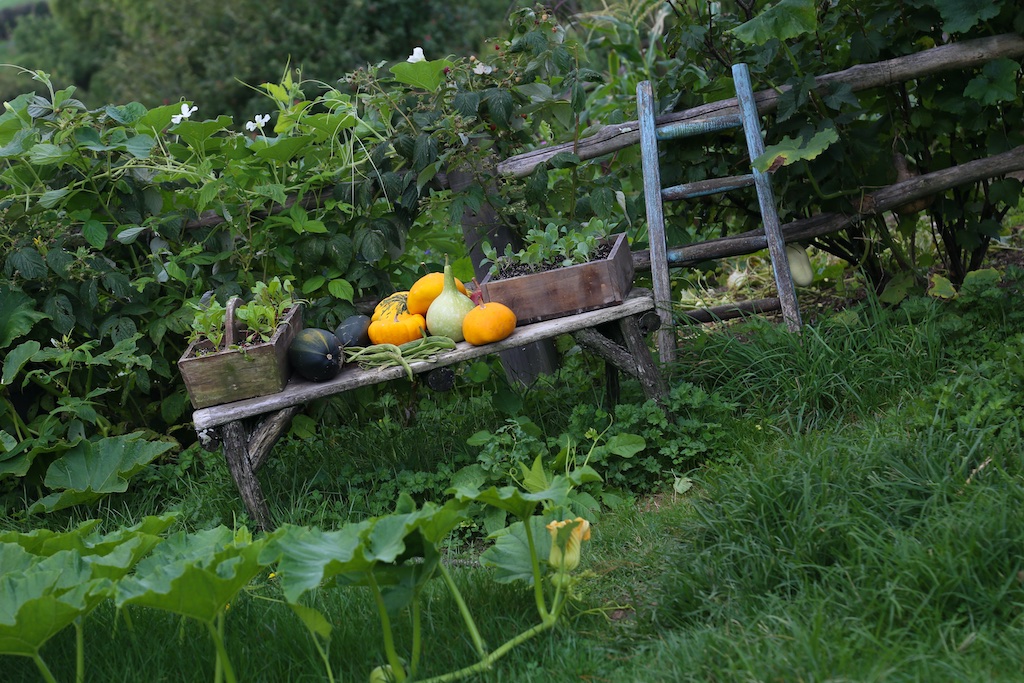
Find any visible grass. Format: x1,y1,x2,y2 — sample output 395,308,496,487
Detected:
5,267,1024,682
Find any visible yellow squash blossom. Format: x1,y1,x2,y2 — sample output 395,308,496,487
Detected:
546,517,591,573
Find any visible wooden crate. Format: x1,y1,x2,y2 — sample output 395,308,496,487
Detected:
178,304,303,409
480,233,634,324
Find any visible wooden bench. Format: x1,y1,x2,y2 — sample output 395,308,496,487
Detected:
191,289,666,529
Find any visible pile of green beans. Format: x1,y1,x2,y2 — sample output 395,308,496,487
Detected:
344,335,457,380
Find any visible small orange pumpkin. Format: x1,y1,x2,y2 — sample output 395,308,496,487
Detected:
367,313,426,346
462,302,517,346
407,272,468,315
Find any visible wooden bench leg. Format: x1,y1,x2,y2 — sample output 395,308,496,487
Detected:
573,314,667,404
219,405,301,531
617,314,668,401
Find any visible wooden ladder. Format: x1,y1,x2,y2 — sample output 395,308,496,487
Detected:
637,62,802,363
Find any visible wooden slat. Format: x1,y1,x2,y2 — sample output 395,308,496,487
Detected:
192,292,656,431
732,63,803,333
662,174,754,201
636,81,677,363
656,114,741,140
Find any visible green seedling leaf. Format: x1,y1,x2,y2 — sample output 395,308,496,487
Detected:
479,516,550,584
29,432,177,513
521,455,551,494
115,526,268,624
753,127,839,172
389,59,453,91
731,0,817,46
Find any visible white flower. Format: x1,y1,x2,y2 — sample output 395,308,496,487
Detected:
407,47,426,63
171,103,197,124
245,113,271,131
473,62,494,75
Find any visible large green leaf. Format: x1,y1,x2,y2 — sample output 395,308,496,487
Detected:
478,516,551,585
260,523,372,603
963,59,1020,106
389,59,454,92
29,433,176,513
449,477,572,519
0,514,177,580
0,285,49,348
731,0,816,46
754,127,840,172
115,526,267,624
934,0,1002,34
0,547,111,656
1,340,39,386
265,499,467,603
252,134,314,163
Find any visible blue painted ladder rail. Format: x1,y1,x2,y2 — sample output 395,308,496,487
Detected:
637,62,803,363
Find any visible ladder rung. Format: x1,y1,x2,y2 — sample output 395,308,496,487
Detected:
662,174,754,201
656,115,742,140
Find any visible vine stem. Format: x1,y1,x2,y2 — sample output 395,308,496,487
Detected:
31,653,58,683
367,571,407,683
415,607,563,683
75,617,85,683
438,563,487,659
521,517,549,620
205,611,237,683
410,595,422,679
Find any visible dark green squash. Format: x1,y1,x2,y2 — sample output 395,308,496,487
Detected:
334,314,372,348
288,328,343,382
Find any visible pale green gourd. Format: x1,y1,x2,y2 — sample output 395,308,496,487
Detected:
786,244,814,286
425,256,476,342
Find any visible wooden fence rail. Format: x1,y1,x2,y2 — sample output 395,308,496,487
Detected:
497,34,1024,179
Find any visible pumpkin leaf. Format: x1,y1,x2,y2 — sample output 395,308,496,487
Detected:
0,546,112,657
449,476,572,519
115,526,268,624
261,523,373,603
479,516,551,585
29,432,177,513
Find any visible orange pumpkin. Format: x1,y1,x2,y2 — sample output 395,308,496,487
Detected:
407,272,468,315
368,313,426,346
462,302,517,345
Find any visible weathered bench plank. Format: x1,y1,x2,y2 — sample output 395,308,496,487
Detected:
192,292,657,431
